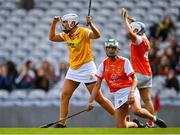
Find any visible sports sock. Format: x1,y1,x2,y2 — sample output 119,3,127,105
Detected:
153,116,157,122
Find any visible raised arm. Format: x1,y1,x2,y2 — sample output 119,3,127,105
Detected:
49,16,64,42
87,16,100,39
86,78,102,111
122,9,137,42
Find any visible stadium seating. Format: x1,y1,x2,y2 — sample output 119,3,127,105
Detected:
0,0,179,106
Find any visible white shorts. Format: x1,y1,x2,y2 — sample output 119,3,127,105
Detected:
65,61,97,83
136,72,152,88
113,87,140,109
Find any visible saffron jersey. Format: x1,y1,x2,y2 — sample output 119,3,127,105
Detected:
60,27,94,69
131,35,152,75
96,56,135,93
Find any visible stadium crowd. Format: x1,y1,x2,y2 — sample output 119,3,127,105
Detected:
0,60,68,92
148,15,180,93
0,0,179,96
0,29,179,94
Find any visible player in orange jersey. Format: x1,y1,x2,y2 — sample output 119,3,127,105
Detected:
121,9,167,127
86,39,167,128
49,13,115,127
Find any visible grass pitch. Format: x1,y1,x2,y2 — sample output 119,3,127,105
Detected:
0,128,180,135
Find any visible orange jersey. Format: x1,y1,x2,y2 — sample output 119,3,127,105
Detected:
131,36,152,75
96,56,135,93
60,27,94,69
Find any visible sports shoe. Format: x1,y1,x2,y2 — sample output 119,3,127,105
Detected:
154,118,167,128
145,123,155,128
53,123,67,128
133,119,145,128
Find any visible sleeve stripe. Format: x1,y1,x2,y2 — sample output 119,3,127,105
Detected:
127,72,135,77
59,33,64,40
95,74,103,79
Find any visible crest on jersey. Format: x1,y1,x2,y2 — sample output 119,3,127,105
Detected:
117,66,121,72
105,66,109,71
111,73,117,79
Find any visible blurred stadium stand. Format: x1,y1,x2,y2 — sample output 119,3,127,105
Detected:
0,0,180,127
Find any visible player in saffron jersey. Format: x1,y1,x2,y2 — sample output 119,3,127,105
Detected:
49,13,115,128
121,9,167,127
86,39,167,128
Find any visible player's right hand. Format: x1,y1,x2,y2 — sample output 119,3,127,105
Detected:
121,8,128,19
53,16,61,23
86,102,94,111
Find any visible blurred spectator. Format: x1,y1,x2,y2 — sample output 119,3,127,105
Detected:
56,62,68,81
41,60,58,88
18,0,34,11
0,64,14,91
158,54,171,76
149,34,180,77
176,62,180,75
15,60,36,89
164,47,176,68
156,15,176,42
149,22,159,40
33,67,49,92
168,35,180,74
6,61,18,85
149,40,160,76
55,62,68,87
165,69,179,93
149,15,176,42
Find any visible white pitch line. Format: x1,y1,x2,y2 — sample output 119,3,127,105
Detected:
0,133,179,135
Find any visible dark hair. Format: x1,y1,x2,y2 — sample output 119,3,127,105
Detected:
25,60,32,67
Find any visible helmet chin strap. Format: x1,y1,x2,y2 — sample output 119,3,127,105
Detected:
106,53,116,58
137,24,145,35
137,29,144,35
63,23,78,34
106,48,119,58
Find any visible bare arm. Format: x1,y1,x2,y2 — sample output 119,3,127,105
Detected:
122,10,137,42
49,16,64,42
86,78,102,111
130,74,138,92
87,16,100,39
128,74,138,104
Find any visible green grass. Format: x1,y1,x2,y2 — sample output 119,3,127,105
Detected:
0,128,180,134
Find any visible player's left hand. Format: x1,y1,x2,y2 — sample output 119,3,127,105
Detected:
86,16,92,25
86,102,94,111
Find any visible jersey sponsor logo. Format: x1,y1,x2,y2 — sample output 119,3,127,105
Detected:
67,38,83,48
110,65,115,70
67,43,75,48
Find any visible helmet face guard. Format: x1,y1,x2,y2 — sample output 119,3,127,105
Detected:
61,13,79,33
61,22,78,33
130,22,146,35
105,39,120,57
105,38,120,49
